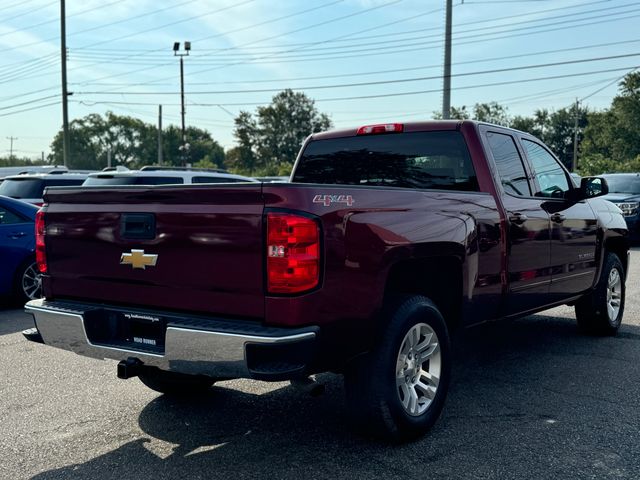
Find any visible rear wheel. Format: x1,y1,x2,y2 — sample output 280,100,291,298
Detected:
575,252,625,335
138,368,215,395
13,259,42,303
344,295,451,443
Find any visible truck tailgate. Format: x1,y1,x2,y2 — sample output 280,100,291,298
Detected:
42,184,265,319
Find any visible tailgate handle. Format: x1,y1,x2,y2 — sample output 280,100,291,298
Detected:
121,213,156,239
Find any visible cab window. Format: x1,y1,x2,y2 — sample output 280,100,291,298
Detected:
0,206,25,225
522,139,570,198
485,132,531,196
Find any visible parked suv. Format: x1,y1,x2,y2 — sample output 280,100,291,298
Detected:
0,172,89,205
83,167,257,186
601,173,640,241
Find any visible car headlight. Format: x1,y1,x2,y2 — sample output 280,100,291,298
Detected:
616,202,639,217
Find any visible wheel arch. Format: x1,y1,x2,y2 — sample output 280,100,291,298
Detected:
383,255,463,333
603,235,629,278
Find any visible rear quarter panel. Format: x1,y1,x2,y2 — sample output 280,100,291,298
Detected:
263,184,503,351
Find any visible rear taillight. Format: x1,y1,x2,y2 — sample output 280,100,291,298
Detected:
35,210,47,274
267,212,320,294
356,123,404,135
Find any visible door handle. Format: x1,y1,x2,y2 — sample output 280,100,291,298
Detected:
550,213,566,223
508,212,528,225
8,232,27,239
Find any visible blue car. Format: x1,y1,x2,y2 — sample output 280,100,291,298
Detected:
0,195,41,302
601,173,640,242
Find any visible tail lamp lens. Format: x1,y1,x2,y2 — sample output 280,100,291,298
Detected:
267,212,320,294
35,210,47,274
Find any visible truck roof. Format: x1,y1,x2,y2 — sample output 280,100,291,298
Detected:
309,120,527,141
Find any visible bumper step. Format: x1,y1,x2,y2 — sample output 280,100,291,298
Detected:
22,327,44,344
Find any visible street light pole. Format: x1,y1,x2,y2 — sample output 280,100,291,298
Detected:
173,41,190,166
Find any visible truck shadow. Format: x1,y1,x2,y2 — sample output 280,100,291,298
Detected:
31,315,640,479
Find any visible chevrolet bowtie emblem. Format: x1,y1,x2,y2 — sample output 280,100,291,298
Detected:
120,249,158,269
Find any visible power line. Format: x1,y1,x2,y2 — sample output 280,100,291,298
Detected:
74,0,258,51
63,0,347,82
0,0,39,14
69,38,640,89
78,4,640,91
73,52,640,96
2,0,57,23
72,65,640,108
0,57,60,85
75,0,610,54
182,1,637,59
0,101,60,118
0,95,60,112
580,67,639,102
191,0,346,44
66,0,199,39
72,0,405,87
1,0,256,54
0,0,129,40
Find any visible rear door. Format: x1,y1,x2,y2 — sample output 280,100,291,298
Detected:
481,127,552,315
43,184,266,319
518,138,598,299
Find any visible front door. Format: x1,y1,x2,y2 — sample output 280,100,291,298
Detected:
519,138,598,300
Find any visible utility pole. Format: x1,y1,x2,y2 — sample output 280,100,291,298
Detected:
572,98,580,172
60,0,70,167
442,0,453,119
6,136,17,159
107,147,112,168
158,104,163,165
173,41,191,166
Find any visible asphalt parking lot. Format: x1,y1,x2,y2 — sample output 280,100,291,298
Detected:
1,249,639,480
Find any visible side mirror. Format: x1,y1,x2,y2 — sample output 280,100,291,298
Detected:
578,176,609,200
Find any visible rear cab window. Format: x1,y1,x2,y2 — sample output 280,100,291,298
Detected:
293,131,479,191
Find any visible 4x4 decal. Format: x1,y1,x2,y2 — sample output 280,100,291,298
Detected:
312,194,354,207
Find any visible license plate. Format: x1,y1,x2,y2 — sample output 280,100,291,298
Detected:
121,312,166,350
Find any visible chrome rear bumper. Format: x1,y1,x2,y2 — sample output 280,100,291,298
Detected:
25,299,317,380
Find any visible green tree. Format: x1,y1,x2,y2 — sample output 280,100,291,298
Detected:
581,72,640,172
49,112,225,170
161,125,225,168
434,102,509,125
472,102,510,126
232,90,332,175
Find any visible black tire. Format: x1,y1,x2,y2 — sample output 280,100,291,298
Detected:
344,295,451,443
138,368,215,395
13,258,42,304
575,252,625,336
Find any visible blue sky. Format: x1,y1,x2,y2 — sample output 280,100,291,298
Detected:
0,0,638,160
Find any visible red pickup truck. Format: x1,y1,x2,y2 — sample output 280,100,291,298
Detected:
24,120,629,442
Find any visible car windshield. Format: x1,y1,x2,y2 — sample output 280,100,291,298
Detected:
0,178,44,198
603,175,640,194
